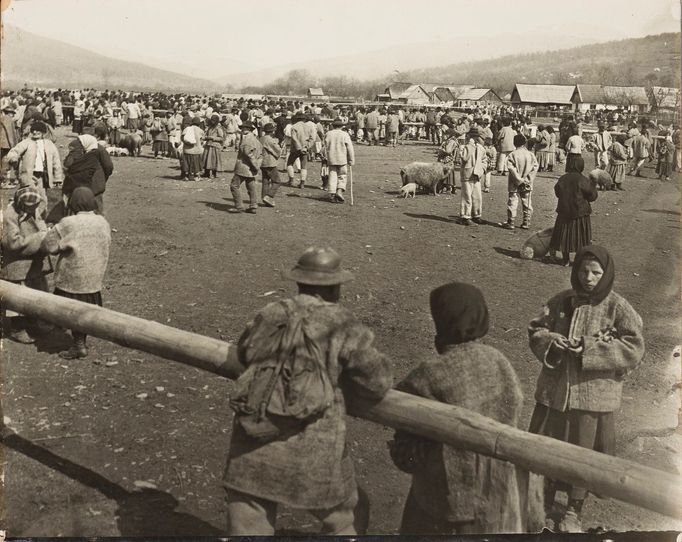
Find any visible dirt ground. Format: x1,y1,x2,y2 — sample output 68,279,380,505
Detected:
1,127,680,536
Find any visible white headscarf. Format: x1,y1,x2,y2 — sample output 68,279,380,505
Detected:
77,134,99,152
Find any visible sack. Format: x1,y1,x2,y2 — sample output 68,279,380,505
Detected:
230,301,335,441
182,127,196,146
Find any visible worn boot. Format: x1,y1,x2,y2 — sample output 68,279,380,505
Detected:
335,188,345,203
59,335,88,360
299,169,307,189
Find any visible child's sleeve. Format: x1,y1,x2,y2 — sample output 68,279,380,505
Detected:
581,300,645,373
528,299,566,368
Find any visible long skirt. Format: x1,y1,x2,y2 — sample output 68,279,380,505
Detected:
565,153,581,172
183,153,202,177
529,403,615,499
152,140,169,155
54,288,102,307
202,146,223,171
608,163,626,186
72,118,82,134
549,214,591,253
537,151,552,169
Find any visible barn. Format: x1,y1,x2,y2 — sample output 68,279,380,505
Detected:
510,84,575,109
648,86,680,112
396,84,432,105
456,88,503,107
307,87,329,102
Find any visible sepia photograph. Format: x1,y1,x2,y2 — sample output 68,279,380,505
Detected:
0,0,680,537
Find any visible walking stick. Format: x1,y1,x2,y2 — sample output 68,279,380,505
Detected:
349,165,354,206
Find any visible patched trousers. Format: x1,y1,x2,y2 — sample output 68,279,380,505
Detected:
328,164,348,194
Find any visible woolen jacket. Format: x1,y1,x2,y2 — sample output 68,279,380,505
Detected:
528,290,644,412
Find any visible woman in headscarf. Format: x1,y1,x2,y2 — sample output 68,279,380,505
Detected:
390,283,542,535
181,117,204,181
528,246,644,532
1,186,49,343
548,156,597,266
41,187,111,360
62,134,114,214
202,114,224,178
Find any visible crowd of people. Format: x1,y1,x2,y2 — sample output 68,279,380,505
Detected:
0,85,673,535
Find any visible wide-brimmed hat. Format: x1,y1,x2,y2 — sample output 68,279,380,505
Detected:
262,123,275,133
2,104,16,113
332,118,344,128
284,247,354,286
241,121,255,130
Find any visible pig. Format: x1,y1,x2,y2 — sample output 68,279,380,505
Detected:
400,162,453,196
588,168,613,191
119,130,143,157
399,182,417,198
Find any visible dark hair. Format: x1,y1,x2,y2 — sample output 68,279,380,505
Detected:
513,134,526,147
31,121,47,133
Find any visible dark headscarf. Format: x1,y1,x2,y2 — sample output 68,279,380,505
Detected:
191,117,202,126
68,186,98,213
566,155,585,173
570,245,615,305
430,282,489,351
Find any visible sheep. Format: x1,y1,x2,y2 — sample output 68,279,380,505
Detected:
399,162,453,196
588,168,613,191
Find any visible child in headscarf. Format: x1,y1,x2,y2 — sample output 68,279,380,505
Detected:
41,187,111,359
390,283,542,535
528,246,644,532
1,186,49,343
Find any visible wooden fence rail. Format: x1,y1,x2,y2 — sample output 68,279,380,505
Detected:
1,280,680,519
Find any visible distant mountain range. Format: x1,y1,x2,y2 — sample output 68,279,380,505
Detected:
0,25,218,92
399,33,681,93
216,31,601,88
1,24,679,95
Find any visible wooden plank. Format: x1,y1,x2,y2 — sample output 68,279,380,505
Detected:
2,279,681,518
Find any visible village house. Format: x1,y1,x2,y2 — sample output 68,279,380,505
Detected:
307,87,329,102
572,84,650,113
510,83,576,109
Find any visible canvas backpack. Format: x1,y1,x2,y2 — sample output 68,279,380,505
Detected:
230,299,335,441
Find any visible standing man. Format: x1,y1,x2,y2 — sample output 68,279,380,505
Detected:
629,130,651,177
259,123,282,208
364,107,379,146
287,113,311,188
324,119,355,203
224,247,393,535
230,121,262,214
593,122,612,170
458,128,488,226
1,104,19,186
495,118,516,175
6,121,63,196
501,134,538,230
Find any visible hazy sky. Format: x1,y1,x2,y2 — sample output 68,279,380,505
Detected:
3,0,681,79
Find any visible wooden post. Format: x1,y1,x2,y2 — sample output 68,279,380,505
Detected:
2,280,681,519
